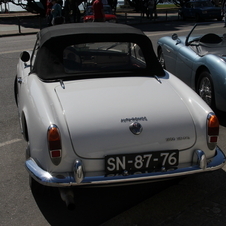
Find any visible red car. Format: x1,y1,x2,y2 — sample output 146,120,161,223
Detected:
83,5,117,22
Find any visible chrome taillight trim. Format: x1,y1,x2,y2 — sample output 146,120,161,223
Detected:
207,112,219,150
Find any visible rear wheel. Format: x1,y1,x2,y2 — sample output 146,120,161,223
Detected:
158,48,165,69
14,76,18,106
197,70,215,110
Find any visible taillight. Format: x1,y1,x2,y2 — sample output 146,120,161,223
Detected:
207,113,219,150
47,124,62,165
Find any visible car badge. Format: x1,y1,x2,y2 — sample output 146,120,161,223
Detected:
129,122,143,135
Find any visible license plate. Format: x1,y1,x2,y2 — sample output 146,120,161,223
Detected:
105,150,179,174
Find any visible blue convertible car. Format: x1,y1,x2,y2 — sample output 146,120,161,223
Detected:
157,23,226,112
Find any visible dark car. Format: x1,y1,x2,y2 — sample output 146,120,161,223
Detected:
179,0,223,21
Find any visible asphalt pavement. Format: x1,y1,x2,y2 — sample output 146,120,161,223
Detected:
1,10,226,226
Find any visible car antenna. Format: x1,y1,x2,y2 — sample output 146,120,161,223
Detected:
154,75,162,84
59,80,65,89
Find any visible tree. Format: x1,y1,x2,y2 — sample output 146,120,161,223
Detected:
124,0,206,11
0,0,85,16
125,0,163,13
0,0,47,15
171,0,222,7
171,0,189,7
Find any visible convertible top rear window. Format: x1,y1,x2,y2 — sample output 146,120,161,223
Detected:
63,42,146,74
32,23,165,80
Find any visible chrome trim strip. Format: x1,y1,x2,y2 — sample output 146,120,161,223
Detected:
25,147,226,187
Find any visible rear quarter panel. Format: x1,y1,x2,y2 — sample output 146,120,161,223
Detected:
18,73,78,172
166,71,214,156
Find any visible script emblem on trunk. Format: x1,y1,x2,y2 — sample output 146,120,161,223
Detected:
129,122,143,135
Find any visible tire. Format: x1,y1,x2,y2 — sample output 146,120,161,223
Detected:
14,76,18,106
158,48,165,69
197,70,215,110
26,142,30,159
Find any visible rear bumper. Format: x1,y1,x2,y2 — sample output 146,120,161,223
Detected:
25,147,226,187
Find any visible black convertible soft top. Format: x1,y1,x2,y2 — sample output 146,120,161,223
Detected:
38,23,145,47
33,23,164,79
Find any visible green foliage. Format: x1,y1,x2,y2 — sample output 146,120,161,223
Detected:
157,4,177,9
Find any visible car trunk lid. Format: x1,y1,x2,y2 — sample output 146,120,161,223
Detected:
55,76,196,159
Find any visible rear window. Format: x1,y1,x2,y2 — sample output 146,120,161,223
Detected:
63,42,146,73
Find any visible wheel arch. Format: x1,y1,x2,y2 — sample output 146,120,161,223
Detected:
195,65,210,90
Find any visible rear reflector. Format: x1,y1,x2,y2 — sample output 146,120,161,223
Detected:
50,150,61,158
210,136,218,143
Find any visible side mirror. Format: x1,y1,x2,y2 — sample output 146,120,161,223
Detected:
172,34,181,45
20,51,30,62
172,34,178,40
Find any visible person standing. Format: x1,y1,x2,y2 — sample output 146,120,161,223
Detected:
147,0,155,20
92,0,105,22
223,0,226,27
46,0,53,26
51,0,63,25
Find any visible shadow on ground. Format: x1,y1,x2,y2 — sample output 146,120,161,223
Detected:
31,179,181,226
0,16,47,29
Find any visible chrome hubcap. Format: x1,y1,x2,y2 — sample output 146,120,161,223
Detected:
199,77,212,106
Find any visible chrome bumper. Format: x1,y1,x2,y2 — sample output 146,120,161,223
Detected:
25,147,226,187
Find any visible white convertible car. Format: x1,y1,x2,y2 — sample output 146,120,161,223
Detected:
15,23,225,209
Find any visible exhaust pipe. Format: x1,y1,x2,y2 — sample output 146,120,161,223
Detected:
59,188,75,210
